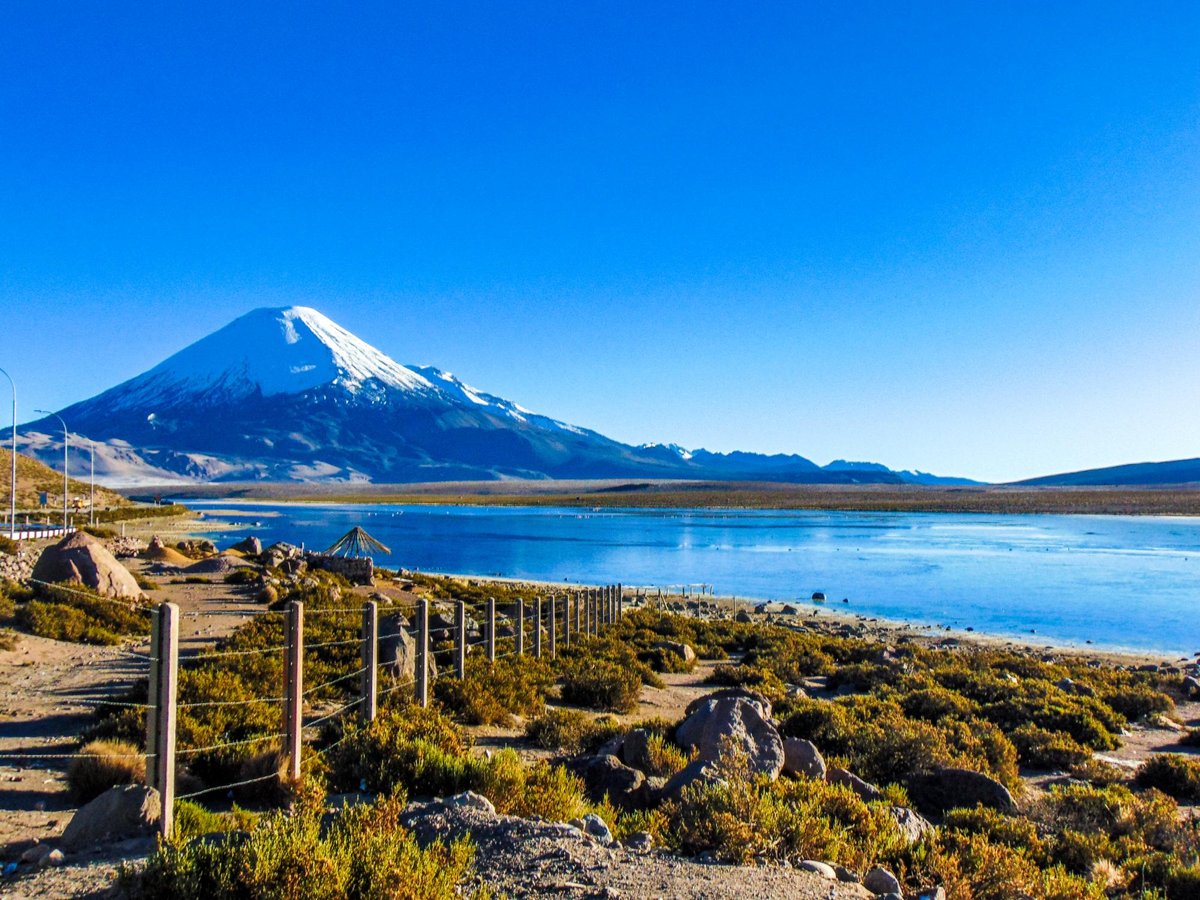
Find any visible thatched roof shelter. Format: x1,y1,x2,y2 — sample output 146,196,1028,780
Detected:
324,526,390,559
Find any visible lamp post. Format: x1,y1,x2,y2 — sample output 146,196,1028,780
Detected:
0,368,14,538
34,409,69,530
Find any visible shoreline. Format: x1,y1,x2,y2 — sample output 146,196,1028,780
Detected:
413,570,1184,667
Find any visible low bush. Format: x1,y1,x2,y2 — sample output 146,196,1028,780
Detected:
224,568,260,586
131,784,478,900
67,739,146,802
16,583,152,645
559,656,643,713
1010,723,1091,771
1136,754,1200,802
80,525,118,539
0,628,17,650
526,708,607,754
0,535,17,555
171,800,258,841
435,654,553,726
134,574,160,591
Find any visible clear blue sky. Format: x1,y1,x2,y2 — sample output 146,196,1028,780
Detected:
2,2,1198,482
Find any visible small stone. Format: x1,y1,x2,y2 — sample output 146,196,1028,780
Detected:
864,866,902,894
443,791,495,816
581,812,613,846
834,865,860,883
798,859,837,879
46,849,65,867
624,831,653,851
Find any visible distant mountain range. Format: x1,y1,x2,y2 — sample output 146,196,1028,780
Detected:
1016,457,1200,487
19,306,981,486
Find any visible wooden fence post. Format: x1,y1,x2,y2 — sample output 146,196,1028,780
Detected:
515,598,525,656
416,598,429,707
558,592,566,650
573,590,581,638
486,596,496,662
283,600,304,783
361,601,378,725
146,602,179,838
617,582,623,620
533,596,543,658
454,600,466,679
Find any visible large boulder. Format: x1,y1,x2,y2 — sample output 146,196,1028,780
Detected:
572,755,649,810
32,532,142,599
675,692,784,779
906,767,1016,816
660,757,721,802
683,687,773,721
783,737,826,780
60,785,159,850
230,536,263,556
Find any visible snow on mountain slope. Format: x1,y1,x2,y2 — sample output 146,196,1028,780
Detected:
408,365,594,438
108,307,434,408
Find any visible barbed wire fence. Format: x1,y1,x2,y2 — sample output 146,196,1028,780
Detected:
60,580,630,838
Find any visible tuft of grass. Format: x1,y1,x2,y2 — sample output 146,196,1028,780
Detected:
134,574,161,591
67,739,146,803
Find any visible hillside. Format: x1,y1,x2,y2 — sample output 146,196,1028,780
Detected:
1017,456,1200,487
0,448,130,513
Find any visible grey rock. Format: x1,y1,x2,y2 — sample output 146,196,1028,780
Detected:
230,536,263,556
888,805,934,844
660,758,721,802
652,640,697,664
582,812,613,846
624,830,653,851
675,695,784,779
782,737,826,780
574,755,648,810
826,767,884,802
734,610,752,623
32,532,143,599
863,866,902,894
683,687,773,720
907,767,1016,816
61,785,160,850
834,865,860,883
798,860,837,879
621,728,652,771
46,849,65,867
379,613,437,684
1184,676,1200,700
443,791,495,816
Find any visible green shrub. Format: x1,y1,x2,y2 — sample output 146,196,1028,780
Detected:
560,657,643,713
526,708,605,754
134,574,160,591
1010,723,1091,770
224,568,260,586
133,786,477,900
435,654,553,726
16,583,151,645
66,739,146,802
172,800,258,841
0,535,17,555
1136,754,1200,802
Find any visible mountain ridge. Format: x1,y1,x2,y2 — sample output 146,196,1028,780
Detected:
19,306,979,487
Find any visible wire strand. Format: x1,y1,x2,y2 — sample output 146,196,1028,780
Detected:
177,771,280,800
176,733,286,757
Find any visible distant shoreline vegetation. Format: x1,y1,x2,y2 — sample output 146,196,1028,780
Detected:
128,481,1200,516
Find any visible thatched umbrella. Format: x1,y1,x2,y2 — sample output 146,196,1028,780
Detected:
324,526,391,559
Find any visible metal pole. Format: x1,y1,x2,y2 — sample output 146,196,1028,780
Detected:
34,409,68,530
361,601,378,725
0,368,14,538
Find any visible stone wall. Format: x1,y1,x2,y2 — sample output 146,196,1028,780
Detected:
304,553,374,586
0,548,38,583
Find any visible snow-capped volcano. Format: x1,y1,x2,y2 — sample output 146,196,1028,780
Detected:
109,306,435,410
19,307,974,486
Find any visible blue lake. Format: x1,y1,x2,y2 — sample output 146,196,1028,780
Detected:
187,502,1200,657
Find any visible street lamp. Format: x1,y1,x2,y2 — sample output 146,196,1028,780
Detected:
0,368,14,538
34,409,69,530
